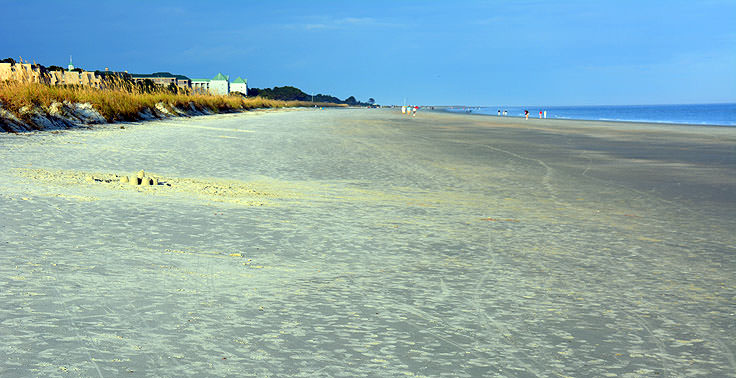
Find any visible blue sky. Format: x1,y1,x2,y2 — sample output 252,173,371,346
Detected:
1,0,734,106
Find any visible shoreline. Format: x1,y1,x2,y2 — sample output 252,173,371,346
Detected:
433,104,736,128
426,107,736,135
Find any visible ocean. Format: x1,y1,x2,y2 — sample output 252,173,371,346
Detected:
443,103,736,127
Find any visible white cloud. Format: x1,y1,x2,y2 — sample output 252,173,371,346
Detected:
288,16,403,31
305,23,330,30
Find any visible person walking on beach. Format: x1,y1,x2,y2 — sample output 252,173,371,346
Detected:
539,111,543,119
498,109,501,116
503,110,507,116
412,106,417,117
524,110,529,120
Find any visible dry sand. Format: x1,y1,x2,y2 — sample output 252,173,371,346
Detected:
1,108,735,376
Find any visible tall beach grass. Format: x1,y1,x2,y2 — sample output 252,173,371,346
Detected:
0,80,338,123
0,63,343,128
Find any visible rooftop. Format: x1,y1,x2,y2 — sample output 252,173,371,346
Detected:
129,72,190,80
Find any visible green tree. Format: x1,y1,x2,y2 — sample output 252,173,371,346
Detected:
344,96,358,106
314,93,342,103
249,86,352,104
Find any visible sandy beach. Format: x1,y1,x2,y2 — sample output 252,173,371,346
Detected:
1,108,735,376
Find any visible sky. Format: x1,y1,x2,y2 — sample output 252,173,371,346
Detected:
1,0,734,106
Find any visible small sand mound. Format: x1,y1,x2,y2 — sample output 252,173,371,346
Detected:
15,168,288,206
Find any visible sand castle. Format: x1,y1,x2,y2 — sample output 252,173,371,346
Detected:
125,170,159,186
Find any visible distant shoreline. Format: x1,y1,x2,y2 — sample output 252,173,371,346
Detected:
428,109,736,130
435,103,736,128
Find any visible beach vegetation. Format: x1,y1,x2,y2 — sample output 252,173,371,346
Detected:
0,80,339,122
248,85,374,106
0,69,343,130
0,59,349,132
344,96,358,106
249,86,310,101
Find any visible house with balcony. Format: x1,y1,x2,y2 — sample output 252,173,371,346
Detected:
190,78,210,94
129,72,190,88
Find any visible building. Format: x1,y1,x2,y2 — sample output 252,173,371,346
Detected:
48,70,102,87
0,60,247,97
129,72,190,89
230,77,247,95
192,73,241,95
0,63,47,84
191,73,248,95
209,73,229,95
0,62,102,88
190,78,210,94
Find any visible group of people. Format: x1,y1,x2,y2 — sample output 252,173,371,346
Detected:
401,105,418,117
499,109,547,120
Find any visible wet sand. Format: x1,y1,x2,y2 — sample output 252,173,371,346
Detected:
1,109,735,376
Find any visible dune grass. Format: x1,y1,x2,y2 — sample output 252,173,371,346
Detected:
0,77,342,124
0,66,341,127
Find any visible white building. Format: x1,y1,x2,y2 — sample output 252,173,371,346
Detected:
189,73,247,95
190,78,210,93
210,72,229,95
230,77,247,95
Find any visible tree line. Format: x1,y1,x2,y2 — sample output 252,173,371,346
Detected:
247,86,375,106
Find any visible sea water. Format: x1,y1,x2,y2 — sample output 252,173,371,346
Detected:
445,103,736,126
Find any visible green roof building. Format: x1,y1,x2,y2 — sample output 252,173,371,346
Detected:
188,72,248,95
231,76,248,95
210,72,229,95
